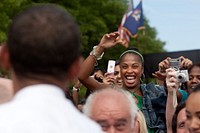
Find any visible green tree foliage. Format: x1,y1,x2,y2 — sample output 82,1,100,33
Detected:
0,0,166,74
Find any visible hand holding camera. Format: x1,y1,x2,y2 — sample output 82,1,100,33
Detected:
157,56,192,83
166,68,179,92
103,60,116,86
169,58,189,83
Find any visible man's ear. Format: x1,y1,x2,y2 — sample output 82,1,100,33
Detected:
0,45,11,70
132,116,139,133
67,56,82,80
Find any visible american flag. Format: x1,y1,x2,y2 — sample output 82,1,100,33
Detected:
118,0,144,48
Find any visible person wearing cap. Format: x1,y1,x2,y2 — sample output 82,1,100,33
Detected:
79,32,167,133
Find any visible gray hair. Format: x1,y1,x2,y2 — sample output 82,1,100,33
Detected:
83,87,138,128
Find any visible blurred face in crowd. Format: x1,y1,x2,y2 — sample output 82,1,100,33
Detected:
90,91,133,133
187,66,200,94
186,91,200,133
114,65,123,87
176,108,189,133
120,53,143,90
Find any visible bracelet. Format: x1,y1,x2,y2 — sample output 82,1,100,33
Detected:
90,46,104,60
72,87,80,92
90,54,98,66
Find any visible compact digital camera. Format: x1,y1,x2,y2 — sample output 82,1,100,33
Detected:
169,58,181,71
169,58,189,83
176,70,189,83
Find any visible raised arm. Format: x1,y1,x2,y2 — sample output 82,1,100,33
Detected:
165,68,179,133
78,32,121,91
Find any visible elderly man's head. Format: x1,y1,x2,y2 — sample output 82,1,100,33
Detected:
83,87,137,133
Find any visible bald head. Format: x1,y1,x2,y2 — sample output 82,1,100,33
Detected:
83,88,137,133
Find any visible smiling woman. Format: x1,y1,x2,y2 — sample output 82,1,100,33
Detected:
186,64,200,94
117,48,167,133
78,32,168,133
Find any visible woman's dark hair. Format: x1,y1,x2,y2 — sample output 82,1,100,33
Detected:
115,60,120,66
188,63,200,74
172,102,186,133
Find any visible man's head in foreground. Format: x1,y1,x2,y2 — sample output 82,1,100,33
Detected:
0,4,81,92
83,87,137,133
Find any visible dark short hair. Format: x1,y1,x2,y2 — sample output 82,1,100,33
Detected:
188,63,200,74
115,60,120,66
172,102,186,133
119,47,144,67
7,4,81,79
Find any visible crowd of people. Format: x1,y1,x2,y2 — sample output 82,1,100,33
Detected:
0,3,200,133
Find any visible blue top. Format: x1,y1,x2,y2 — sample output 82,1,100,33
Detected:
140,83,167,133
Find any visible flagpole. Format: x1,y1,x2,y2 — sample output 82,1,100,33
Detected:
130,0,134,10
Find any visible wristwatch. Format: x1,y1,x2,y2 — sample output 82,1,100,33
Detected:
90,46,104,60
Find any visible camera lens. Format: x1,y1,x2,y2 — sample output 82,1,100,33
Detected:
178,75,183,79
177,73,185,82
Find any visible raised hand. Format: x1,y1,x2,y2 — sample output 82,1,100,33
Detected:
98,32,121,49
103,72,115,86
179,56,193,69
166,68,179,92
158,57,171,73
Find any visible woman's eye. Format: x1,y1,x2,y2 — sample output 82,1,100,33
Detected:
114,71,119,76
122,65,128,69
132,65,139,69
178,122,185,128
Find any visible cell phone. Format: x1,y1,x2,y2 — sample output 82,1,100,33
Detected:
107,60,116,74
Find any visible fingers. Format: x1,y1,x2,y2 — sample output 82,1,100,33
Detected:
159,57,171,72
115,36,123,44
166,80,178,91
104,72,111,77
103,76,115,85
105,32,119,38
166,77,178,90
180,57,193,69
152,71,167,81
166,68,179,91
99,32,120,48
152,73,158,78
